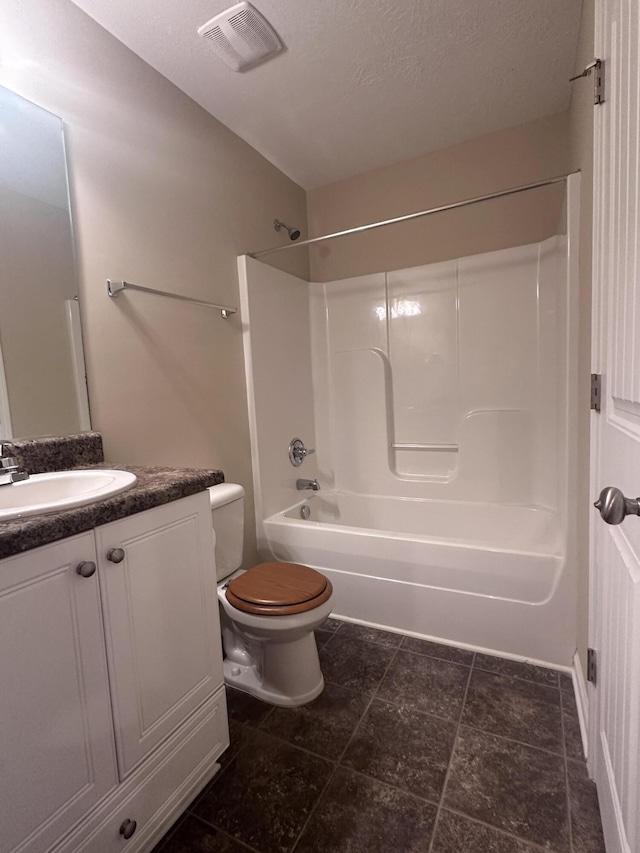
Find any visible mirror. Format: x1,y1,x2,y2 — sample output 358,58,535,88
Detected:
0,85,90,439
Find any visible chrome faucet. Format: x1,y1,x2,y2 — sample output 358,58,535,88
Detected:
0,444,29,486
296,478,320,491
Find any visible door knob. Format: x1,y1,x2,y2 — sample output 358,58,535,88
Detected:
594,486,640,524
107,547,125,563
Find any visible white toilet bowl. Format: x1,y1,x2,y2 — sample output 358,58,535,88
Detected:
217,573,333,706
208,482,333,707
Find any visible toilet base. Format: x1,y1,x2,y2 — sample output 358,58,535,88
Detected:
222,630,326,706
223,659,324,706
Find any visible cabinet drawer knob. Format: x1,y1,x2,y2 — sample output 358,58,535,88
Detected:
76,561,96,578
107,548,125,563
119,818,137,840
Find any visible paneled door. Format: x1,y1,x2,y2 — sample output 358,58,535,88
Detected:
590,1,640,850
95,492,222,778
0,533,117,853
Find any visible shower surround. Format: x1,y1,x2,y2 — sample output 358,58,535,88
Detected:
239,179,578,666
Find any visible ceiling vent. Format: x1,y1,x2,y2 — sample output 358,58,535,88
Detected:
197,2,283,72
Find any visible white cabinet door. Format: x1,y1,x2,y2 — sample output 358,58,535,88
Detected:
0,533,117,853
96,493,222,778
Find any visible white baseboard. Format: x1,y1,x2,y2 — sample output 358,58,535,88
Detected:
572,650,590,759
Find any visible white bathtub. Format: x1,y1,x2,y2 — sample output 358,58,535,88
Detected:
262,492,574,666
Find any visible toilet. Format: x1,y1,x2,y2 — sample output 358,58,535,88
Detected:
209,483,334,706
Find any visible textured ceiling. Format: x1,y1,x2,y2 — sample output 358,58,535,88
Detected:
68,0,583,189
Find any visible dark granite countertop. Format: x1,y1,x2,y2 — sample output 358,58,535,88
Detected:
0,464,225,560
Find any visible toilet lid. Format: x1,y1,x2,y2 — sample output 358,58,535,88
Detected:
227,561,328,607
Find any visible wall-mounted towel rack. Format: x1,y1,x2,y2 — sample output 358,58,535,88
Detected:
391,443,459,452
107,280,237,319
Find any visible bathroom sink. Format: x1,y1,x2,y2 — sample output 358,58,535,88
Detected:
0,469,137,521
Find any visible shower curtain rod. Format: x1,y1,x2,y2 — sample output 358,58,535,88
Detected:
248,171,579,259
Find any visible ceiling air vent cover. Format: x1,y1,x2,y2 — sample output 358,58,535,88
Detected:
197,2,283,72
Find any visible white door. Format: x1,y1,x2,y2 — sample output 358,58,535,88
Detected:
95,493,222,778
590,1,640,851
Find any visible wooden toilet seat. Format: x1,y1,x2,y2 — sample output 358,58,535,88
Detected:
225,561,333,616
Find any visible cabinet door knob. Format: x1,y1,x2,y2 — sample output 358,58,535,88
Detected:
76,560,96,578
107,547,125,563
119,818,137,840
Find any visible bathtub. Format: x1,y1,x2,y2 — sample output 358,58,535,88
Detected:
261,492,575,666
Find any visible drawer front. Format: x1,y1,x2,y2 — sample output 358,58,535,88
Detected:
57,687,229,853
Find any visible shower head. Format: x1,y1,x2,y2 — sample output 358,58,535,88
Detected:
274,219,301,241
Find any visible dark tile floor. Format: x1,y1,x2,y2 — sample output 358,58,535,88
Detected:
153,619,606,853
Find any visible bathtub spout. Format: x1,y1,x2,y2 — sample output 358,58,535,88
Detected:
297,478,320,491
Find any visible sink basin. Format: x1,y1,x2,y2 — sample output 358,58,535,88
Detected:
0,469,137,521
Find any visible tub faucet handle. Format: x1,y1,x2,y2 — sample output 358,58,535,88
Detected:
289,438,315,467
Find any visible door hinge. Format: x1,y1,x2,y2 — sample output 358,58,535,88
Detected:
569,58,605,105
591,373,602,411
587,647,597,684
593,58,605,105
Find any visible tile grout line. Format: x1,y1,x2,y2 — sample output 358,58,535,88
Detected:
426,652,476,853
187,811,263,853
441,805,567,853
458,721,567,758
398,648,476,667
152,813,189,853
559,685,575,853
188,715,339,851
318,618,343,648
189,712,265,796
186,691,278,814
250,724,347,764
428,659,571,853
289,644,402,853
397,648,474,671
363,681,473,725
473,666,566,694
329,762,440,807
473,652,565,685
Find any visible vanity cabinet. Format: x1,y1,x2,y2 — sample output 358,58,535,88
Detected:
0,492,228,853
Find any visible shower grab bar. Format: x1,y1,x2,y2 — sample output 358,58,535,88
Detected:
391,443,459,452
107,280,237,319
248,171,580,259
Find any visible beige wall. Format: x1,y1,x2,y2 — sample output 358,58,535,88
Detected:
568,0,595,682
307,113,571,282
0,0,308,564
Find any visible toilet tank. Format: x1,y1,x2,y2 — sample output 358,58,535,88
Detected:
208,483,245,582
